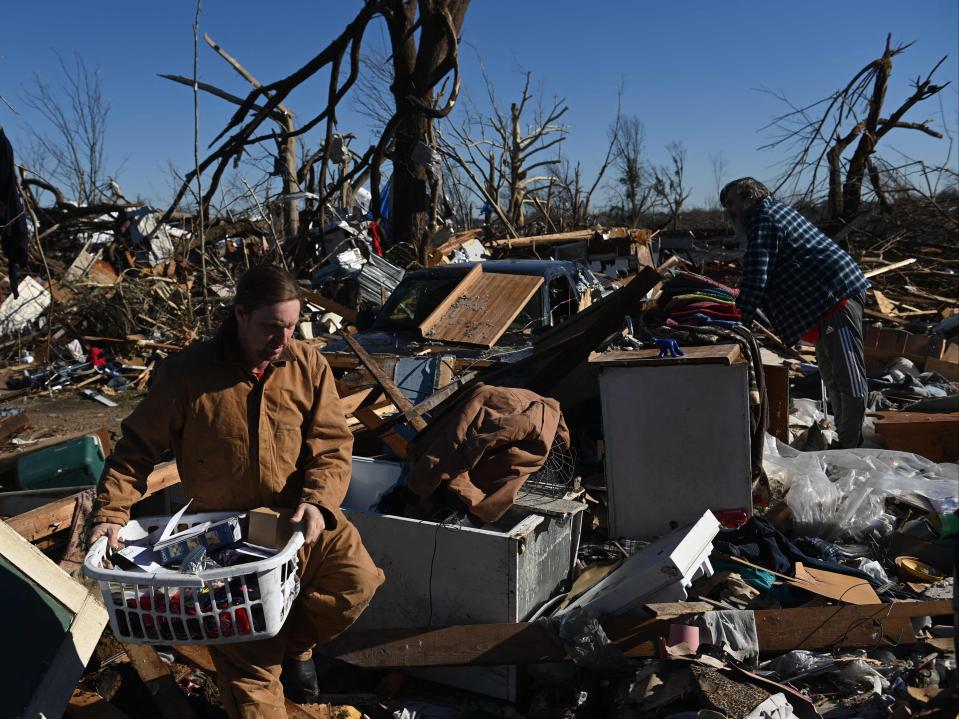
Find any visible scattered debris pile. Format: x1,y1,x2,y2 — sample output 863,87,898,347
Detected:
0,181,956,719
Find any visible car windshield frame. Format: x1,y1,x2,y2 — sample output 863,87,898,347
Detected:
373,274,467,331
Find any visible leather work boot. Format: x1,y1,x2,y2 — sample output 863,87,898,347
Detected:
280,656,320,704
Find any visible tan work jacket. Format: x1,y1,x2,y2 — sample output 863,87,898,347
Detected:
406,384,569,522
92,332,353,528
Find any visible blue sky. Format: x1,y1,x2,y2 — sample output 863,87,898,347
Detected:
2,1,956,209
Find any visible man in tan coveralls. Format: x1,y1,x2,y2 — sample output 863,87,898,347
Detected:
88,264,384,717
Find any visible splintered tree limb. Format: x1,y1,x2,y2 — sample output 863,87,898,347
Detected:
157,1,381,227
159,74,286,121
761,33,949,220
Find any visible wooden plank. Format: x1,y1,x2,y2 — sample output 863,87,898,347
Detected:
864,257,916,278
319,600,951,668
124,643,197,719
589,343,742,367
873,410,959,462
340,332,427,432
301,288,358,324
487,227,654,250
872,289,898,316
323,622,567,668
0,411,29,444
763,364,790,443
924,356,959,382
1,519,109,719
8,461,179,542
383,371,478,427
420,271,543,347
751,600,950,653
338,385,377,416
432,228,484,258
417,263,483,338
487,229,593,248
352,406,409,458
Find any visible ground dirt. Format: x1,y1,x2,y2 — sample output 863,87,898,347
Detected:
2,391,142,453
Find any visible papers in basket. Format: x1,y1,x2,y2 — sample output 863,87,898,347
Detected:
112,502,245,571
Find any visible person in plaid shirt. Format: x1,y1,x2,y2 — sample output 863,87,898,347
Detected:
720,178,870,448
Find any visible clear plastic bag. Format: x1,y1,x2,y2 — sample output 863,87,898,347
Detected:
766,434,959,540
765,650,835,679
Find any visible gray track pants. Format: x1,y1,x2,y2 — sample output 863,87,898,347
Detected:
815,292,868,448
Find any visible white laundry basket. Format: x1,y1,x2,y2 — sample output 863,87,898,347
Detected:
83,512,304,645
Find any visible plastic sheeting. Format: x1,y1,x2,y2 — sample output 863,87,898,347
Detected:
693,609,760,661
764,433,959,541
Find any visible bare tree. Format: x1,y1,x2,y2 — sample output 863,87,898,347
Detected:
21,53,112,205
761,34,950,222
611,115,654,225
440,68,568,233
652,141,691,230
498,74,567,228
709,151,729,208
158,0,469,266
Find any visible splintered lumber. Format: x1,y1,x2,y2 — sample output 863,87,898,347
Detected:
123,644,197,719
418,266,544,347
488,228,593,248
8,461,179,542
872,289,898,316
319,600,949,669
301,288,358,324
338,385,377,416
486,227,654,250
379,370,478,429
340,332,427,432
343,384,411,457
432,228,484,258
863,257,917,278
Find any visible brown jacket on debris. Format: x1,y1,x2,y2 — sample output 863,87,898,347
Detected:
405,384,569,523
92,334,353,527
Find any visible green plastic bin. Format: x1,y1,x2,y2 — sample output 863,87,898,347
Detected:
15,436,106,490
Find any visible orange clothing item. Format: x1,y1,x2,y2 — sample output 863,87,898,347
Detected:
92,330,384,718
405,384,569,523
93,334,354,528
210,507,383,718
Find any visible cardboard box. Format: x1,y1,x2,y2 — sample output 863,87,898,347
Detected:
248,507,296,550
153,515,243,565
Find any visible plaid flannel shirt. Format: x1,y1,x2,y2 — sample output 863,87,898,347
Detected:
736,198,869,346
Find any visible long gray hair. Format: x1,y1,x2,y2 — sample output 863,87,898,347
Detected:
720,177,771,212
